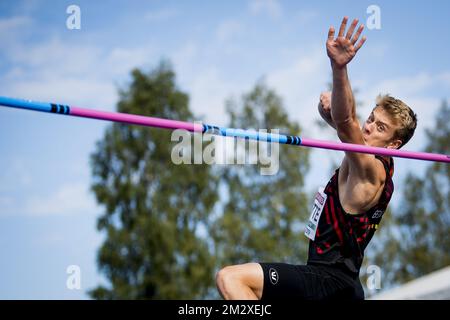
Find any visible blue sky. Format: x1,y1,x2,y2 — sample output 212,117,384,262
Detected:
0,0,449,299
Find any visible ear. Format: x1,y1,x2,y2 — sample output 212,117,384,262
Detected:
386,139,402,149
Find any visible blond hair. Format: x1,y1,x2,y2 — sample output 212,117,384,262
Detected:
376,94,417,148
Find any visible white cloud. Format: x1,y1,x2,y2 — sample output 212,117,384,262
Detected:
365,42,389,59
0,181,99,218
105,47,154,75
24,182,98,217
216,20,244,43
266,46,329,137
0,158,33,193
367,73,434,97
436,72,450,87
0,15,33,46
0,16,32,32
1,37,158,110
170,40,248,126
145,8,179,22
8,38,102,76
294,10,319,25
6,78,117,110
249,0,282,20
171,42,198,76
186,66,242,126
0,196,13,208
8,38,155,80
14,0,42,16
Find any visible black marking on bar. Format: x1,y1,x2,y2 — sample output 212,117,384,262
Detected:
58,104,69,114
286,136,292,144
51,103,58,113
204,124,224,135
204,125,221,135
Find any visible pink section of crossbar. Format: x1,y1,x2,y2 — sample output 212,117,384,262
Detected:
70,106,203,132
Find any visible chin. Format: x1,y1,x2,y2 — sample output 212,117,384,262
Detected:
365,141,380,148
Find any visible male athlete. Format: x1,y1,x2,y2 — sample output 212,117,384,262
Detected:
215,17,417,300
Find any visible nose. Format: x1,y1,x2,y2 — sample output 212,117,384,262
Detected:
363,121,373,134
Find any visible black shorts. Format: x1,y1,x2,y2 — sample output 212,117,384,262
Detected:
259,262,364,300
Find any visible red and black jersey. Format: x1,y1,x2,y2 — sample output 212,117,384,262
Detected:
307,156,394,274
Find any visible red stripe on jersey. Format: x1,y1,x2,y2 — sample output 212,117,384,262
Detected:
325,202,331,225
329,195,344,244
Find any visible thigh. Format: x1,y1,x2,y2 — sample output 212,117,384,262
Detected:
320,269,365,300
259,263,327,300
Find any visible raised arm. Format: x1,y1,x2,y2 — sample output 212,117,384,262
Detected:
326,17,377,175
327,17,365,138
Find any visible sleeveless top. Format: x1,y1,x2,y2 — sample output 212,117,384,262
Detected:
307,156,394,274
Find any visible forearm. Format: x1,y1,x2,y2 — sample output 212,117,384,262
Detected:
330,65,356,125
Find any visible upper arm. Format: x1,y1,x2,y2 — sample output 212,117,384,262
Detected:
335,117,378,181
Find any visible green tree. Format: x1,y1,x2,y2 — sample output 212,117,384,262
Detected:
89,62,218,299
369,100,450,290
212,81,311,268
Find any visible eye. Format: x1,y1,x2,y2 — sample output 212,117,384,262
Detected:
377,125,384,131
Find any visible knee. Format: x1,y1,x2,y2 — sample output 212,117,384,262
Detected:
216,266,239,299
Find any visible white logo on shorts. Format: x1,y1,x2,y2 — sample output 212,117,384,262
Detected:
269,268,278,285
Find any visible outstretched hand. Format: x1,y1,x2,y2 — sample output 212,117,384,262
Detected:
327,17,366,69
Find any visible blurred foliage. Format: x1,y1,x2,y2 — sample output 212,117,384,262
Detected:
89,64,312,299
211,81,311,267
89,62,219,299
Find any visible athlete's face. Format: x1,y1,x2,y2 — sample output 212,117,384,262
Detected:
362,106,402,149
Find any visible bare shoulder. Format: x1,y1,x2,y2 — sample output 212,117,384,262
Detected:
345,152,386,184
339,156,387,214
